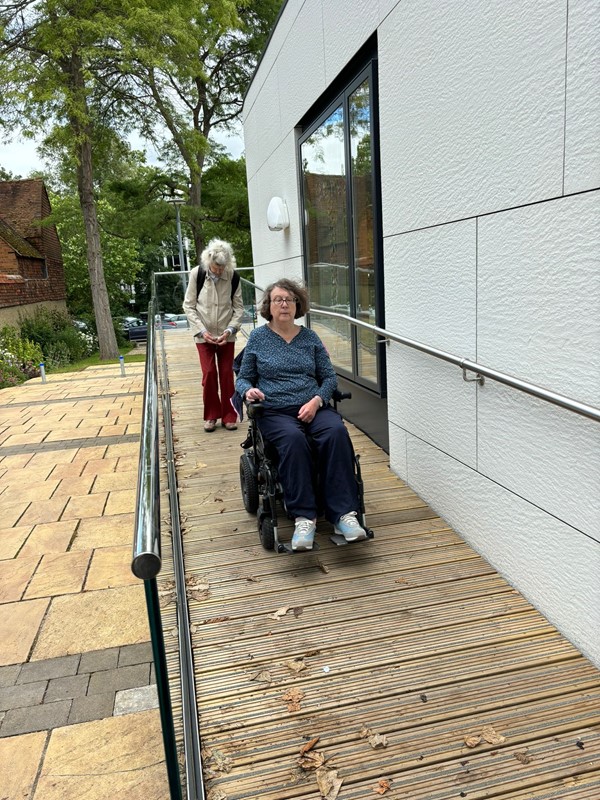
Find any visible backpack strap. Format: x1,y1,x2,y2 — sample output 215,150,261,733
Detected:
197,268,240,302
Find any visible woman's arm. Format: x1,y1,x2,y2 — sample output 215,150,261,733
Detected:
234,340,259,399
227,277,245,331
314,338,337,404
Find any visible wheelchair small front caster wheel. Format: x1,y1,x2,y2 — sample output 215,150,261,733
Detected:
259,517,275,551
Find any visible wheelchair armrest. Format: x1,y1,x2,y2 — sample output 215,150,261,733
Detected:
332,389,352,402
245,399,264,419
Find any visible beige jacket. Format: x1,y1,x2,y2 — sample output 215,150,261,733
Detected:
183,265,244,342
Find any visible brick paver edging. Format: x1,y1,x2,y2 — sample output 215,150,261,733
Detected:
5,391,144,408
0,642,157,737
0,433,141,456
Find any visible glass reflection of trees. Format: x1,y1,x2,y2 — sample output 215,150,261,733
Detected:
301,77,377,384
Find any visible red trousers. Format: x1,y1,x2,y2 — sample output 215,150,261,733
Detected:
196,341,237,423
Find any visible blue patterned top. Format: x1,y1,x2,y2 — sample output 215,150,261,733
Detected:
235,325,337,408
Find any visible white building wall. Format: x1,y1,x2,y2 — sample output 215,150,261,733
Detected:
242,0,600,664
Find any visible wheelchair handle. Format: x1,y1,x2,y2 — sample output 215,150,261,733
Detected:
332,390,352,402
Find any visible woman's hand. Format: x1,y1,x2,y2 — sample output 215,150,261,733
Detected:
245,388,265,402
297,396,321,423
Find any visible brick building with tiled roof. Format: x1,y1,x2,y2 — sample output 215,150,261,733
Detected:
0,179,67,326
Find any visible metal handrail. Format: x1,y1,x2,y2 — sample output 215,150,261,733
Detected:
131,299,182,800
309,307,600,423
235,277,599,423
132,301,161,579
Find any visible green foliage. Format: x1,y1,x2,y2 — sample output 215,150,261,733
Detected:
201,155,252,267
0,325,43,388
47,190,144,318
18,308,95,369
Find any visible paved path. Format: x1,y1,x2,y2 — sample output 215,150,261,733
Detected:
0,359,169,799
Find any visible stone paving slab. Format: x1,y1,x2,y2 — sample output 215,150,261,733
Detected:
0,363,172,795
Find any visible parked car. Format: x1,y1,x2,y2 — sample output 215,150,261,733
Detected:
163,313,189,329
118,316,147,342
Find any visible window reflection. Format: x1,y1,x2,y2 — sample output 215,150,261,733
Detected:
302,105,352,372
350,79,377,383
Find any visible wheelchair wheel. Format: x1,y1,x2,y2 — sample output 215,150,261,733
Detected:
259,517,275,551
240,453,259,514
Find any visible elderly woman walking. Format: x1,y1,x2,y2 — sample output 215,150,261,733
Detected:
183,238,244,432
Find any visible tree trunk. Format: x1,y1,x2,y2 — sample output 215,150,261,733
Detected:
190,154,204,260
76,136,119,360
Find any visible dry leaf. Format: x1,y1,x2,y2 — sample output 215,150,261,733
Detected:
300,736,320,756
464,734,482,748
316,560,330,574
285,658,307,674
481,725,506,745
316,766,343,800
190,623,197,634
250,670,272,683
298,750,327,770
368,733,388,749
373,778,392,795
514,750,531,764
359,725,371,739
270,605,290,620
246,576,260,582
282,687,305,711
207,790,227,800
394,577,408,584
186,576,210,602
201,616,230,625
214,497,224,502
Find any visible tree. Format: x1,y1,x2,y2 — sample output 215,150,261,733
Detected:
126,0,280,258
0,0,244,358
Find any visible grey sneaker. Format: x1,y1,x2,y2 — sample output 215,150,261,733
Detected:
334,511,366,542
291,517,316,551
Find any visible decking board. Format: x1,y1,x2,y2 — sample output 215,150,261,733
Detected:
158,332,600,800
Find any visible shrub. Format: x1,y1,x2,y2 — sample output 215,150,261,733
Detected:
0,326,43,388
19,307,90,367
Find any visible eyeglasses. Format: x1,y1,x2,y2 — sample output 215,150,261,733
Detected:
271,296,297,306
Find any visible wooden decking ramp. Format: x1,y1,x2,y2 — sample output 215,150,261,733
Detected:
159,331,600,800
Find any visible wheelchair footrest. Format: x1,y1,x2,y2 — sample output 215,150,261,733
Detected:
329,529,373,546
279,541,320,554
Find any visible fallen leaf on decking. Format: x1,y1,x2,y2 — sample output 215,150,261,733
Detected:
285,658,307,674
282,687,305,711
481,725,506,744
270,605,290,620
300,736,320,756
250,670,272,683
373,778,392,794
316,766,343,800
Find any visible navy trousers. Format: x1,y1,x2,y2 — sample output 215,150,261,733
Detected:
257,405,359,523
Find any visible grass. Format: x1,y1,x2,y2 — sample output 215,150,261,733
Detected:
47,346,146,373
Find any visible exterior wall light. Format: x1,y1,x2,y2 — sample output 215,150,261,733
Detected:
267,196,289,231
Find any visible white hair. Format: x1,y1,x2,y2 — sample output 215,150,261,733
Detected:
200,238,236,275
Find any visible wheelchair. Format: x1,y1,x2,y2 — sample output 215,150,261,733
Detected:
238,392,374,553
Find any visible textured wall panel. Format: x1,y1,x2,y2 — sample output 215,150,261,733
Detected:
405,435,600,668
478,192,600,405
322,0,378,84
244,0,303,114
246,133,303,271
564,0,600,193
387,346,477,468
244,66,284,182
276,0,326,134
388,422,408,481
383,219,476,355
379,0,565,234
478,383,600,538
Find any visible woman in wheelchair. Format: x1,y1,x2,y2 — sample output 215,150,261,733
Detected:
235,279,368,552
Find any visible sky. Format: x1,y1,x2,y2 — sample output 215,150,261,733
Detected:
0,125,246,179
